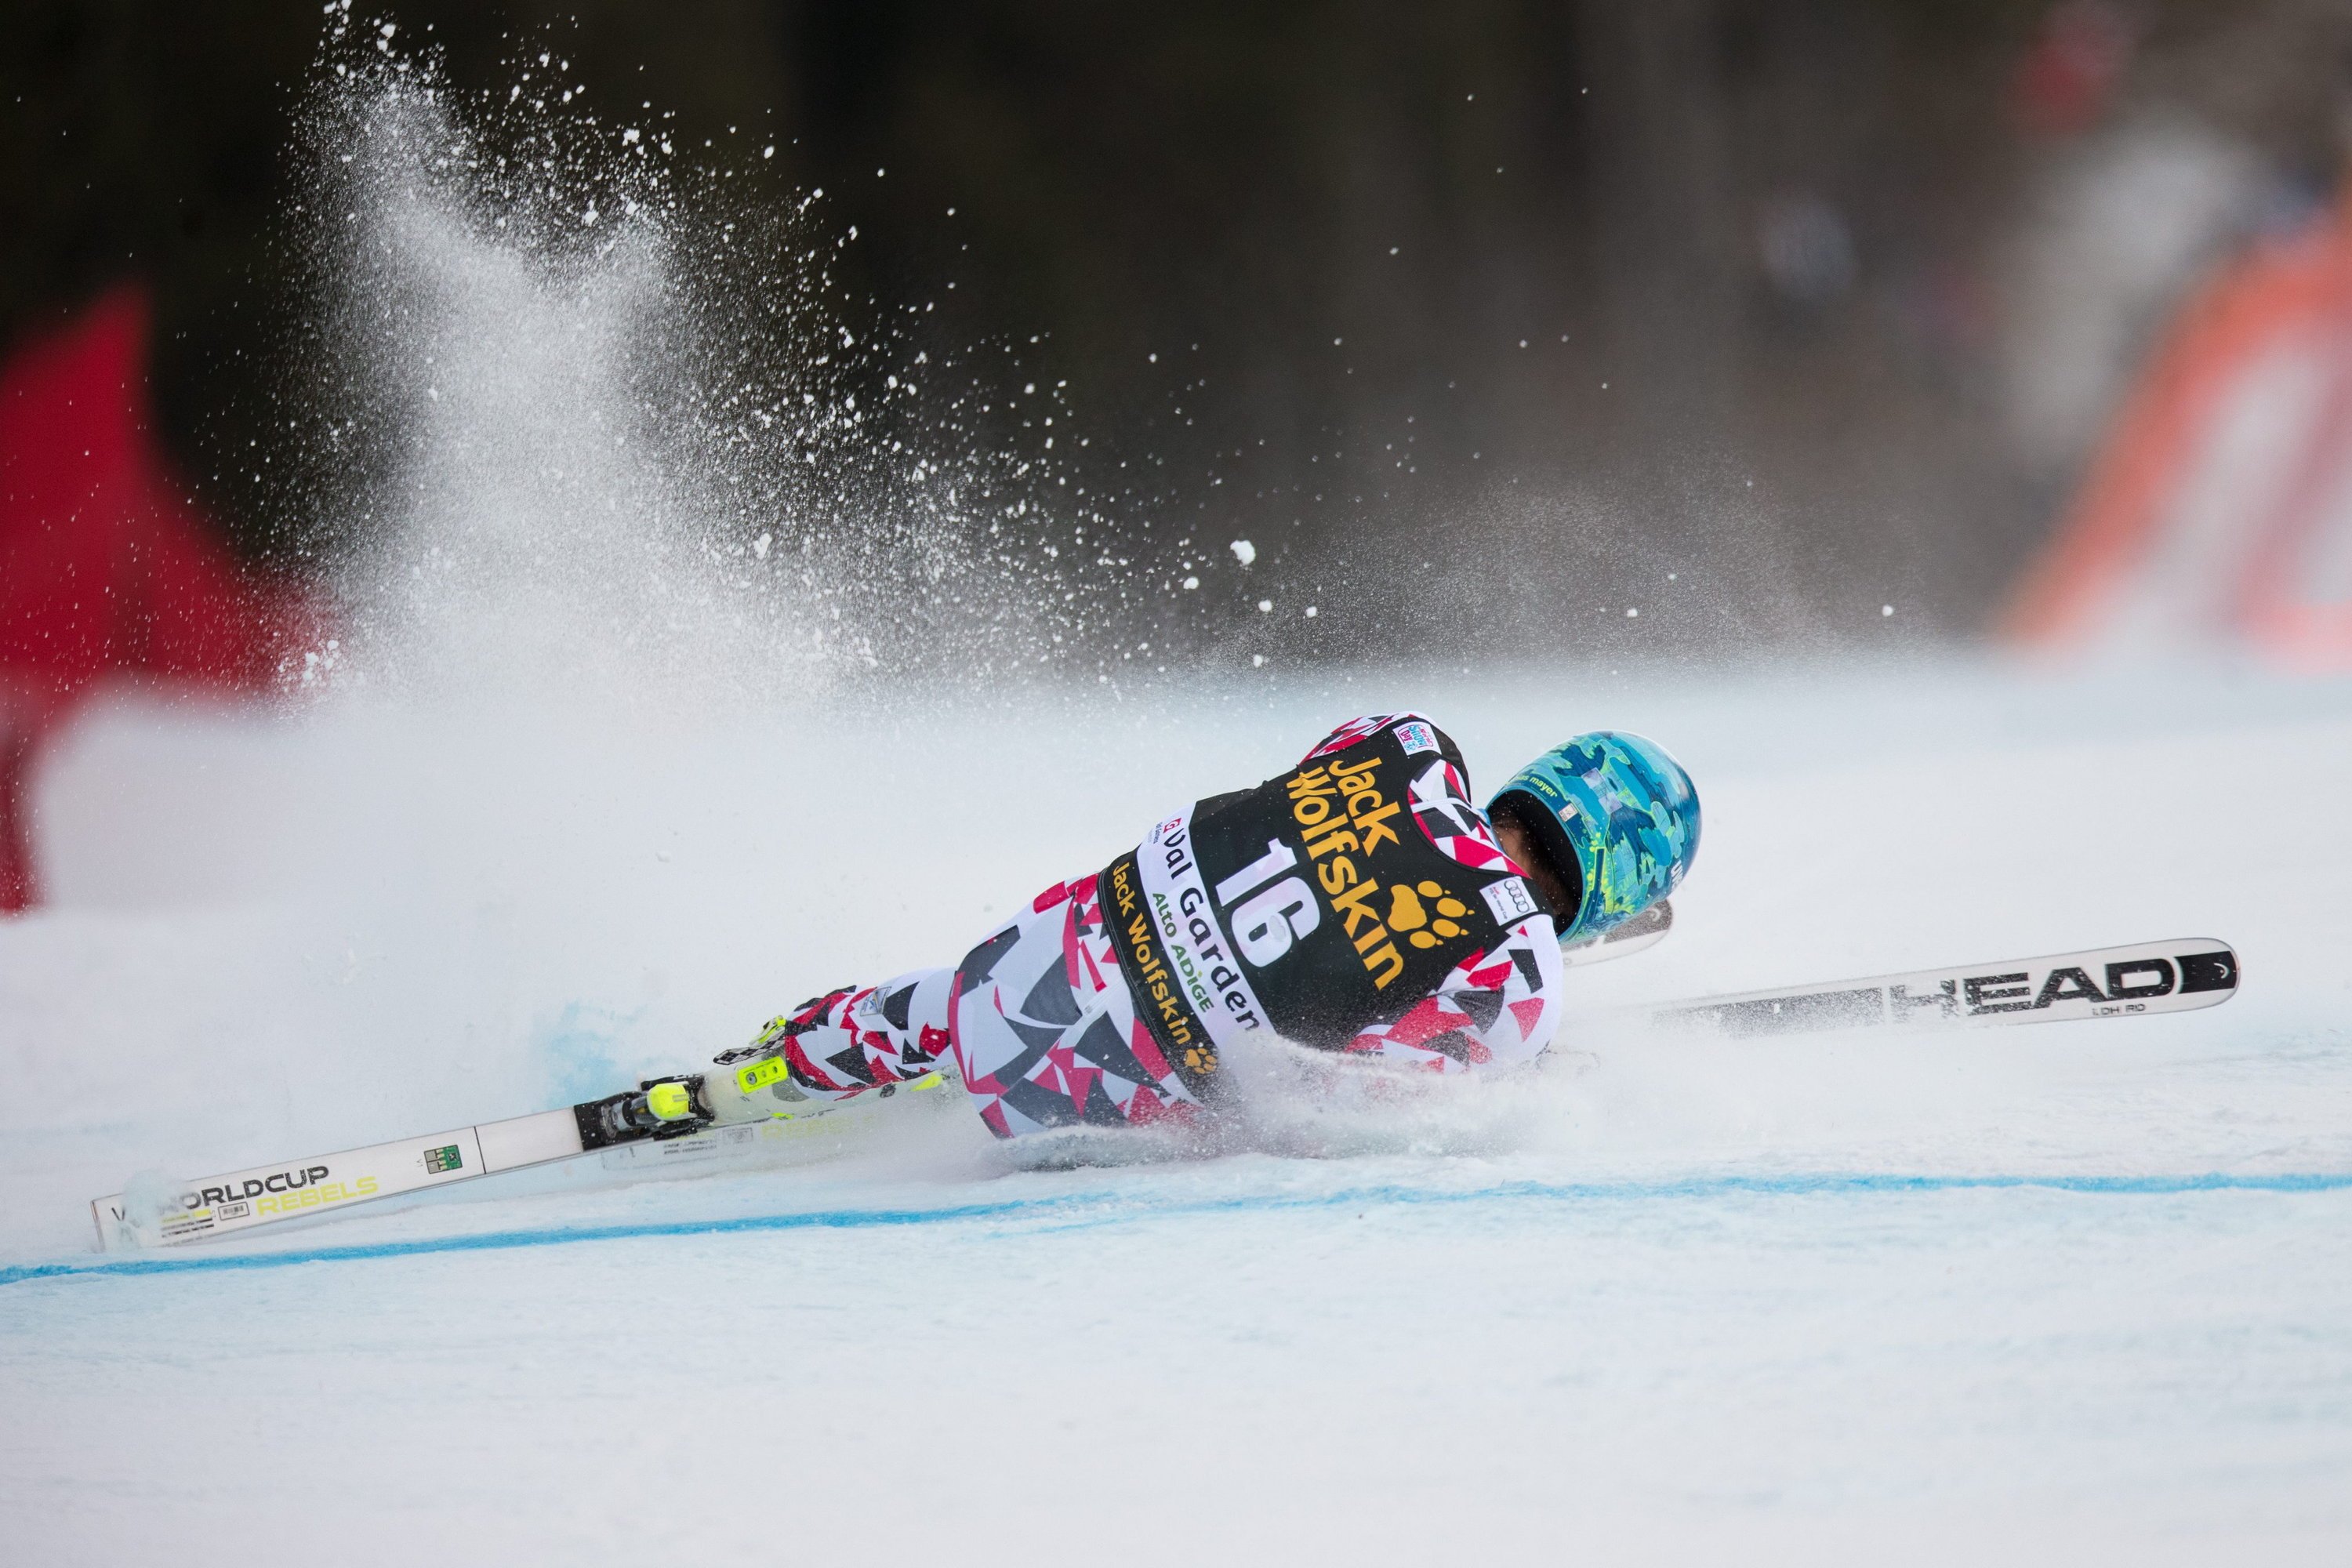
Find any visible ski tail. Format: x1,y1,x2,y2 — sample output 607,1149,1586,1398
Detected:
1634,937,2238,1038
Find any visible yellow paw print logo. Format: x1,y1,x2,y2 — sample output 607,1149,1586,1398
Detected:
1386,880,1472,949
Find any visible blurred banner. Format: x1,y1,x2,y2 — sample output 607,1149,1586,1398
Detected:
2007,184,2352,666
0,288,315,911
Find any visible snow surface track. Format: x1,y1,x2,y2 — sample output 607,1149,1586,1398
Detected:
4,659,2350,1564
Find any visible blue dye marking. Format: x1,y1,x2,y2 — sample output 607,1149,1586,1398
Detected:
539,1000,641,1107
10,1170,2350,1290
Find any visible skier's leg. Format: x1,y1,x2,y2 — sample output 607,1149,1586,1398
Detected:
626,875,1199,1139
948,874,1203,1138
598,964,960,1139
691,967,959,1125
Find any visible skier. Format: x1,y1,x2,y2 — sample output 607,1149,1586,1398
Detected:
605,714,1700,1142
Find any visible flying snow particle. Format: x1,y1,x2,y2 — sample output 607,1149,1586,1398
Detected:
1182,576,1200,590
1305,606,1319,618
1230,539,1257,565
1625,607,1639,618
1257,599,1273,612
1882,604,1895,617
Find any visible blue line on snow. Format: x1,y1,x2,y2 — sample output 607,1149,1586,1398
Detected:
9,1170,2350,1289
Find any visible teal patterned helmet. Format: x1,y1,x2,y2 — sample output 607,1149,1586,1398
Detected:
1487,731,1700,944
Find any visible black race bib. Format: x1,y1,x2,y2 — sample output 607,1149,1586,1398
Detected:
1106,720,1537,1059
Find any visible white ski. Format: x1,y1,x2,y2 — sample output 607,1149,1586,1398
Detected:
91,1108,586,1251
88,1083,926,1254
1621,936,2239,1038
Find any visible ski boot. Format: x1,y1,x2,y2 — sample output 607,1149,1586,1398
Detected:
695,1002,955,1120
702,1014,818,1123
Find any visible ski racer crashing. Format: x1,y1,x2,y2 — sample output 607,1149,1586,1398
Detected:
597,713,1700,1142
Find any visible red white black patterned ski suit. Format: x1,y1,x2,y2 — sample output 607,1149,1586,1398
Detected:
768,714,1565,1138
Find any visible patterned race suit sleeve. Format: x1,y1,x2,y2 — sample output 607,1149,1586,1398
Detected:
1305,713,1566,1073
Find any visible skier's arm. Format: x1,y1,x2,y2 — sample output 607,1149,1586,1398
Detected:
1319,710,1564,1071
1340,920,1563,1072
758,968,959,1103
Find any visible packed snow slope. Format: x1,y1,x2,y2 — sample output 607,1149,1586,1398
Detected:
2,657,2350,1566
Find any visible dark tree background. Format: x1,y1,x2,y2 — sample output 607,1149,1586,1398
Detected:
7,0,2347,660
